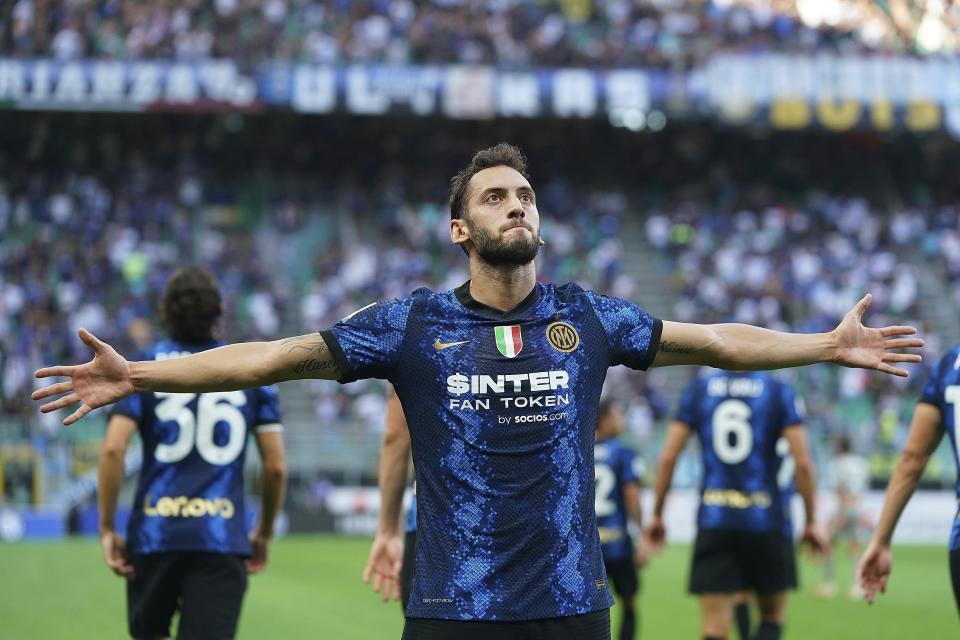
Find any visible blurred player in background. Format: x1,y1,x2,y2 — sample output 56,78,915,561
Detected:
859,346,960,613
816,435,870,599
36,144,923,640
97,266,287,640
594,398,647,640
731,426,817,640
364,385,416,610
647,370,825,640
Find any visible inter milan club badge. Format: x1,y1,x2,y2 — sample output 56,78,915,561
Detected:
546,322,580,352
494,325,523,358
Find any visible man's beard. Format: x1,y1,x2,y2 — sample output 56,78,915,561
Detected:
466,219,541,267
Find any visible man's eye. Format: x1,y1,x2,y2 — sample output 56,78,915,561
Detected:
488,194,501,202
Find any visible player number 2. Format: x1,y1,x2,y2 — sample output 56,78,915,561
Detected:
594,463,617,518
154,392,248,466
712,399,753,464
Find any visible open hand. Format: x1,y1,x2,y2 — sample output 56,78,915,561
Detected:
831,294,923,377
363,533,404,602
32,328,135,426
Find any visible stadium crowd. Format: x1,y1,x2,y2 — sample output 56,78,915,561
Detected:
2,113,958,500
3,0,957,69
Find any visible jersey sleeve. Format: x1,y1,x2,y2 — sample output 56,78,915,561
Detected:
673,381,698,428
779,382,805,427
252,385,283,432
109,392,143,422
621,447,642,485
320,297,416,384
920,353,948,407
585,292,662,370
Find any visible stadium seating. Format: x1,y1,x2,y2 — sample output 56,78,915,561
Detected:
4,0,956,68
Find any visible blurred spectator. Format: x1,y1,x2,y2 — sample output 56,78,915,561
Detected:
2,112,958,495
2,1,957,69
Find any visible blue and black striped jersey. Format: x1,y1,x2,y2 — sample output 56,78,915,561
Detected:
111,339,282,556
323,281,661,621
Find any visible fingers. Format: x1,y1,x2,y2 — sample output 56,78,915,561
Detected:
882,353,922,364
363,562,373,583
851,293,872,319
64,403,93,426
883,337,923,348
40,394,80,414
79,328,107,353
34,365,78,380
880,326,917,337
32,380,74,401
107,558,135,579
875,363,909,378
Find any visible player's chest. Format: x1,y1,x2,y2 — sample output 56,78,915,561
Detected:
416,313,591,371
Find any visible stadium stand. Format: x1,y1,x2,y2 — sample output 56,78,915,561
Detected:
3,0,957,67
1,111,957,509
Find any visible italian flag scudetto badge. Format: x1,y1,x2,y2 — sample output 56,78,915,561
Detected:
494,325,523,358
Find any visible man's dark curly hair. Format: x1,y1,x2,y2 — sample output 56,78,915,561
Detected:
449,142,529,221
160,266,222,344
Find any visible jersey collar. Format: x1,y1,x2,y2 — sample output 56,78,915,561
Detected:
454,280,541,321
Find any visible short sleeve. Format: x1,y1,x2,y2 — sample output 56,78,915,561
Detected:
253,385,283,432
320,297,415,384
109,393,143,422
673,382,698,428
920,354,948,407
779,383,805,427
586,293,662,370
621,448,642,485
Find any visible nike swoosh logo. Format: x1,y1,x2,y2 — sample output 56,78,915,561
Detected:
434,339,470,350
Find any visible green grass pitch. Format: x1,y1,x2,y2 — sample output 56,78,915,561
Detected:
0,536,954,638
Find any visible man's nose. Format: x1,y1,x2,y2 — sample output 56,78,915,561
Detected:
507,195,525,218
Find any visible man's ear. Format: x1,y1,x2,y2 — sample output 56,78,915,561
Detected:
450,218,470,247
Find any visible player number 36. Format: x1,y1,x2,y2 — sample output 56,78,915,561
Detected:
153,391,248,466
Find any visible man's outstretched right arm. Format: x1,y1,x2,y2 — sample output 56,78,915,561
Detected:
33,328,340,425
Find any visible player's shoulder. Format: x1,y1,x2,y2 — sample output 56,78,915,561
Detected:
552,281,588,299
594,438,612,460
935,343,960,377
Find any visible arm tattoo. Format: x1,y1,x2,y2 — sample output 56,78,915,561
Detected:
292,359,336,375
658,341,697,355
279,334,330,356
280,335,336,376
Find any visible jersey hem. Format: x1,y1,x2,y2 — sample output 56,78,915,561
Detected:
319,329,354,383
253,422,283,433
403,603,613,623
636,318,663,371
128,545,252,557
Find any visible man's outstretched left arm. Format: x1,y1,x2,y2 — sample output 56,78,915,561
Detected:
652,294,922,376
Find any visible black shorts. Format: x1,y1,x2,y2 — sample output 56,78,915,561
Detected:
604,557,640,599
784,536,798,590
950,548,960,615
127,552,248,640
401,531,418,613
402,609,610,640
689,529,792,596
